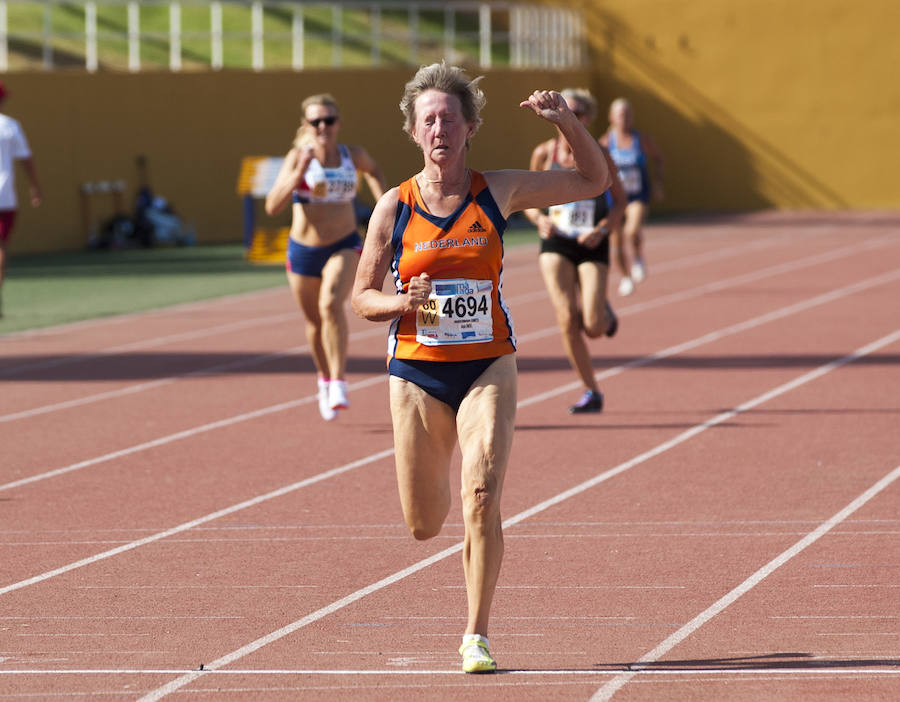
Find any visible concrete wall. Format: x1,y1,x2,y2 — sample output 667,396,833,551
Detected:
3,68,589,254
3,0,897,253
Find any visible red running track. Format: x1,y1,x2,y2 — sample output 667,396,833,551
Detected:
1,212,898,701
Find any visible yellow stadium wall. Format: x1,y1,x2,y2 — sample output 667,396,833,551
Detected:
3,0,897,254
2,68,590,255
564,0,898,212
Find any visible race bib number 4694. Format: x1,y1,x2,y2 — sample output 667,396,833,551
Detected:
416,278,494,346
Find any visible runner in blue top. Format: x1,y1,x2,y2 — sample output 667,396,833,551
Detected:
600,98,664,296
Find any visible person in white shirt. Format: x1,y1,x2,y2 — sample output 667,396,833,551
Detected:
0,81,42,317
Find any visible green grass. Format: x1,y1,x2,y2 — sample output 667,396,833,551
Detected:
7,1,489,71
1,227,537,335
1,244,286,334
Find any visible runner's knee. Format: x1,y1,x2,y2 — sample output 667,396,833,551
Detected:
405,512,446,541
582,309,607,338
555,306,582,336
461,478,500,524
318,288,343,319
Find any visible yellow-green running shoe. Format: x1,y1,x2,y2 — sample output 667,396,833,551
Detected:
459,634,497,673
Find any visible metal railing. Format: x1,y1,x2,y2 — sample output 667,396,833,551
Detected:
0,0,586,72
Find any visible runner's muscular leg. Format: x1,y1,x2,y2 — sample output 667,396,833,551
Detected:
624,201,648,261
577,261,611,338
609,227,630,278
318,249,357,379
288,271,328,376
390,376,458,540
539,253,598,392
455,354,518,635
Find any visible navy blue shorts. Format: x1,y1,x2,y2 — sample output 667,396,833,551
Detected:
540,233,609,266
388,356,501,412
286,231,362,277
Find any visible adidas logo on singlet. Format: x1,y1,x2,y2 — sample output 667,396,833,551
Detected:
467,221,487,233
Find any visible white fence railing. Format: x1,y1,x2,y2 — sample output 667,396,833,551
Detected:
0,0,587,72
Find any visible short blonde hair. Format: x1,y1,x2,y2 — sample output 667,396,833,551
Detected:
561,88,597,122
399,62,486,140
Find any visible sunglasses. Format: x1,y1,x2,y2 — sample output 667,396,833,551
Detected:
308,116,338,128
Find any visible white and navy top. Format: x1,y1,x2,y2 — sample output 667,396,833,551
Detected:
292,144,358,204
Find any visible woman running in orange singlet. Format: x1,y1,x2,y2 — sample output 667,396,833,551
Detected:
352,63,611,673
266,94,385,420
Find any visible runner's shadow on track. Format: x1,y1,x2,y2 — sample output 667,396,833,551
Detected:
0,353,390,381
592,652,900,671
506,652,900,673
517,355,900,372
5,352,899,382
516,421,748,431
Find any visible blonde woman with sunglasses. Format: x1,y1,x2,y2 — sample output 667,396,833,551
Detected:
266,94,386,420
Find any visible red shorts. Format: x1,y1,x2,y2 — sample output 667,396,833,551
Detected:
0,210,16,244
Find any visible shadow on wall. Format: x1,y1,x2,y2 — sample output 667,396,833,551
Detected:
585,6,848,212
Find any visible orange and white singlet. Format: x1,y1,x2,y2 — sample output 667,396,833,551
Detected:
387,170,516,362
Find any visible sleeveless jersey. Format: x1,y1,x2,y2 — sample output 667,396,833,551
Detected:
292,144,358,204
608,130,650,200
546,143,611,237
387,170,516,362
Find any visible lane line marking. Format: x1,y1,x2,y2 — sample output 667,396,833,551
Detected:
0,445,396,597
135,328,900,702
0,327,385,424
0,375,387,492
0,668,897,677
5,258,899,494
0,227,800,345
1,281,897,594
520,266,900,406
3,234,890,420
589,460,900,701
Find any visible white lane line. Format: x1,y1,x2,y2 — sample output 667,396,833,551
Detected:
0,668,898,677
584,236,893,319
589,466,900,701
518,266,900,407
509,237,886,348
0,311,300,378
3,233,888,422
0,444,395,598
0,228,786,344
0,271,896,588
0,374,387,493
0,326,385,424
134,328,900,702
0,274,895,584
5,262,898,495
